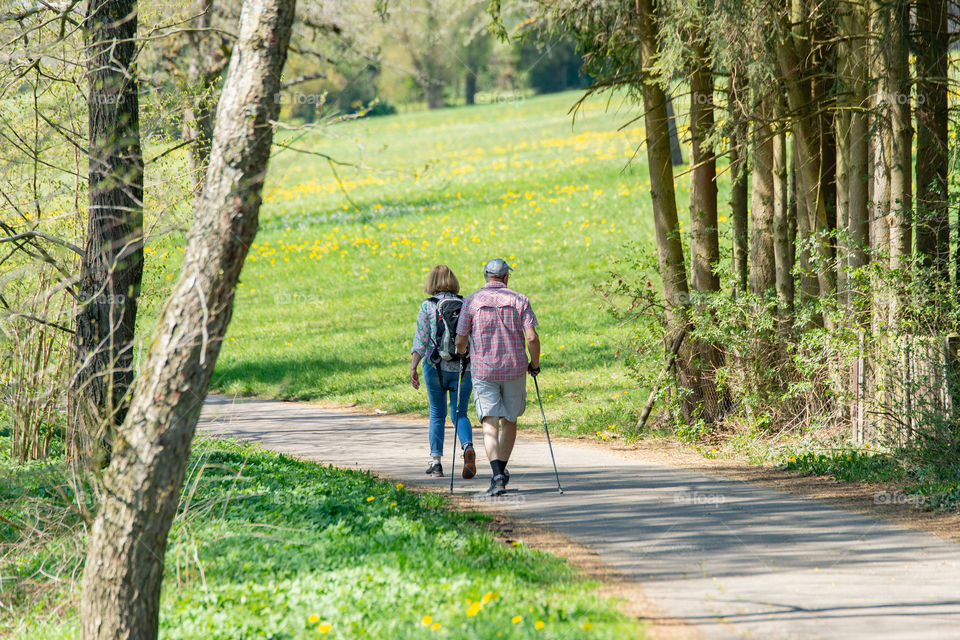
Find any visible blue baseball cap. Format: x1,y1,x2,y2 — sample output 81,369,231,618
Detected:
484,258,514,277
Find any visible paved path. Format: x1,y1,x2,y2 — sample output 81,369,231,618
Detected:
198,396,960,640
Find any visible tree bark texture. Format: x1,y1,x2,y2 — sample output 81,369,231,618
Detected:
793,142,819,309
844,0,870,327
750,98,775,297
886,0,912,283
778,5,836,322
915,0,950,286
729,72,749,294
773,128,793,326
665,92,684,166
182,0,227,194
75,0,144,449
689,38,719,295
79,0,296,637
636,0,689,333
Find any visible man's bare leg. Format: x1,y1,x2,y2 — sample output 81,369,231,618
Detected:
498,419,517,462
481,416,502,462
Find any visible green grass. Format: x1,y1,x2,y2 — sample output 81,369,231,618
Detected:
779,446,960,511
140,90,730,437
2,437,644,639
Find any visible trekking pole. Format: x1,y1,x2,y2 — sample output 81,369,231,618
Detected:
532,372,564,494
449,358,465,494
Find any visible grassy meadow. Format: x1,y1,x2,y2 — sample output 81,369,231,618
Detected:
143,90,729,437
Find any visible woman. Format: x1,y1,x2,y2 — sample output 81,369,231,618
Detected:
410,265,476,479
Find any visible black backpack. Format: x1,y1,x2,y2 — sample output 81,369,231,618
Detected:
427,295,467,365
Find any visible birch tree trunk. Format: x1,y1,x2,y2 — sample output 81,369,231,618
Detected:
79,0,296,636
74,0,144,456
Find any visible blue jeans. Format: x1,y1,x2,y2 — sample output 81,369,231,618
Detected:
423,362,473,457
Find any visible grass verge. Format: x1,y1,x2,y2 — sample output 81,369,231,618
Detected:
2,436,645,639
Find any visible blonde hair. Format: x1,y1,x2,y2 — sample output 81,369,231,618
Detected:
424,264,460,295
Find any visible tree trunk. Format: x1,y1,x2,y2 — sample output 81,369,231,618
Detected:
887,0,912,325
777,9,836,323
845,0,870,327
688,29,722,419
689,39,719,295
773,127,793,326
915,0,950,288
870,0,891,282
74,0,144,459
636,0,690,336
793,142,819,308
78,0,296,637
665,92,684,166
750,98,776,297
835,97,850,311
465,71,477,105
729,73,749,294
181,0,223,194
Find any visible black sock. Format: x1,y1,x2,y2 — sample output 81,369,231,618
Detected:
490,459,505,477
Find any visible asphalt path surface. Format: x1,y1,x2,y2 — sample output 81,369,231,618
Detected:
198,395,960,639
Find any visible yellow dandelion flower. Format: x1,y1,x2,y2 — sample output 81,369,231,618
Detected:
421,615,433,626
512,615,523,624
466,602,484,617
318,623,332,634
366,496,375,502
535,620,545,630
583,621,594,630
308,614,321,624
431,622,441,631
395,483,403,490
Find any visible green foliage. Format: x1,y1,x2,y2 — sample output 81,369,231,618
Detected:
779,444,960,512
514,26,590,95
781,448,902,483
5,437,644,638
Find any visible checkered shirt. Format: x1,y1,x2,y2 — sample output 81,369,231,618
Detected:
456,281,537,381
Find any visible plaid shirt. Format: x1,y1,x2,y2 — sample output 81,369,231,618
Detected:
456,281,537,381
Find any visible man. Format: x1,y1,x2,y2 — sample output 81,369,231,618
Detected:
455,258,540,497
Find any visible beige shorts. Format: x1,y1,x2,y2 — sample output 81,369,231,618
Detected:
473,376,527,423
